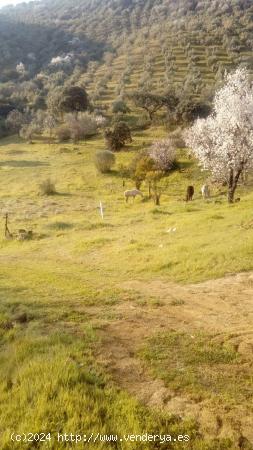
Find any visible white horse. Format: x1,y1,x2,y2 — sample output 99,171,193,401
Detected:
201,184,210,199
124,189,143,203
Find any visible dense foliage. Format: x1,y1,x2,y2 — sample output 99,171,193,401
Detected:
0,0,252,133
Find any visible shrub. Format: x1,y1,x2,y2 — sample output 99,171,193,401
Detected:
170,128,186,148
55,125,71,142
104,121,132,151
19,123,41,143
39,178,57,196
94,150,115,173
134,115,151,130
111,99,130,114
6,110,29,133
65,112,98,141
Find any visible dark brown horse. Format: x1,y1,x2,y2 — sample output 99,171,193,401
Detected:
186,186,194,202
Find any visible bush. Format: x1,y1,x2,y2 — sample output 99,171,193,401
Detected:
111,99,130,114
65,112,98,141
19,123,41,143
39,178,57,196
94,150,115,173
6,110,28,133
55,125,71,142
169,128,186,148
104,121,132,151
134,115,151,131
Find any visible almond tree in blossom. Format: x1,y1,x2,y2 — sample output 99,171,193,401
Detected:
149,138,176,171
185,68,253,203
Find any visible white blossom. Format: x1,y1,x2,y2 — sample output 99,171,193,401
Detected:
149,138,176,171
94,115,107,128
16,62,25,74
184,67,253,202
50,54,73,66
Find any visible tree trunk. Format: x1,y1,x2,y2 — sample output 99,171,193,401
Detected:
49,129,53,144
135,180,142,190
154,194,160,206
227,187,235,204
148,182,152,199
227,167,243,203
241,168,248,185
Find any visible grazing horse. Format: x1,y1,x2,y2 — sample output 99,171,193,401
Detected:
186,185,194,202
201,184,210,199
124,189,143,203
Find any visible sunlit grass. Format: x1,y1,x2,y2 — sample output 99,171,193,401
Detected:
0,130,252,449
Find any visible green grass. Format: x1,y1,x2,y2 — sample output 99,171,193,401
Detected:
0,286,231,450
1,131,253,285
0,325,199,450
140,332,239,396
0,130,253,448
139,330,253,430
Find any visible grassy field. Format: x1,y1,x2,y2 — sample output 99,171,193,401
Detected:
1,127,253,449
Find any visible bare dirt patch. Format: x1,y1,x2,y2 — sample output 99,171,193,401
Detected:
97,272,253,446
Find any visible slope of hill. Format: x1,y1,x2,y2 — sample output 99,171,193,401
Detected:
1,2,253,449
1,127,253,448
0,0,252,114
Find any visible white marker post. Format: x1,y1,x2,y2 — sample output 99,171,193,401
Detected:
99,201,104,220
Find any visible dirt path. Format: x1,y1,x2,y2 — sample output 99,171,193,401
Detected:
97,272,253,445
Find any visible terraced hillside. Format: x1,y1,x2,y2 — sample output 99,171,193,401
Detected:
85,40,242,102
0,2,253,449
0,0,252,116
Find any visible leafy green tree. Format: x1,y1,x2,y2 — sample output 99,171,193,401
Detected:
129,152,156,191
131,90,178,121
59,86,89,116
130,91,165,121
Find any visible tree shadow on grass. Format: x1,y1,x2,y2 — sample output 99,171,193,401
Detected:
46,222,74,231
0,160,49,168
54,192,73,197
7,150,27,156
151,209,173,215
179,159,195,170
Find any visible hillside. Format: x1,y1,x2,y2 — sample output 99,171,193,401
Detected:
0,0,252,118
1,2,253,449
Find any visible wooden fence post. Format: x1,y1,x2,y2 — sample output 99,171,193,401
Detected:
99,201,104,220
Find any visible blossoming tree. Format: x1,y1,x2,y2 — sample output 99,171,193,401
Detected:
185,68,253,203
149,138,176,171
